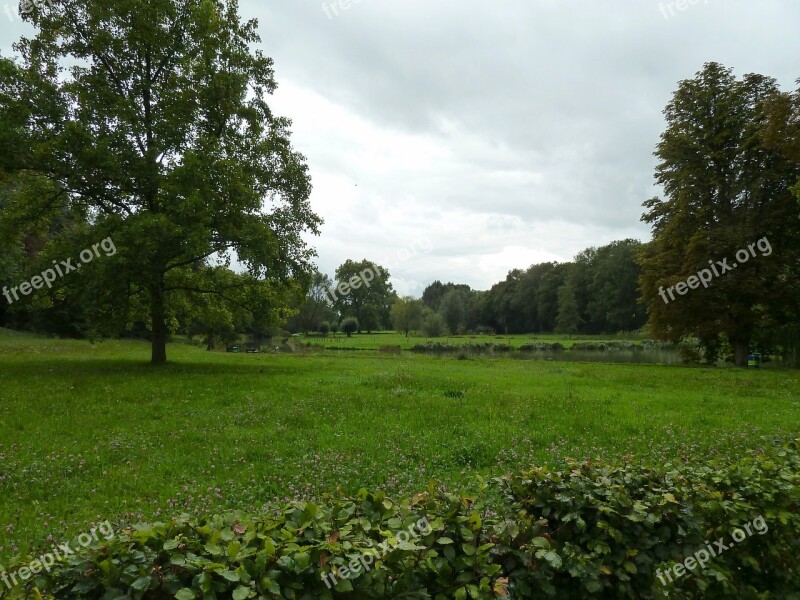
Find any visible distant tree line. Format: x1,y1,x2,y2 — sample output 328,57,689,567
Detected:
474,239,646,335
286,238,645,338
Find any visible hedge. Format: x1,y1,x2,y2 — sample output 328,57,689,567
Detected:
2,439,798,599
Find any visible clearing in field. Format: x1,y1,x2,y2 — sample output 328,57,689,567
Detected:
1,330,797,561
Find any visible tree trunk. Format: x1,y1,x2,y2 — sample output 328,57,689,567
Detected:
150,276,167,364
732,338,749,368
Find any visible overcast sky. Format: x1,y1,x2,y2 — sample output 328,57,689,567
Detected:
2,1,799,295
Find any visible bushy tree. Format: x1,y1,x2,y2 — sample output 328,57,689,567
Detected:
333,260,394,332
438,289,466,334
340,317,359,338
422,310,446,337
391,296,424,337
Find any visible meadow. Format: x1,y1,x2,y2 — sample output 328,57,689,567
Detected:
297,331,642,350
0,328,798,563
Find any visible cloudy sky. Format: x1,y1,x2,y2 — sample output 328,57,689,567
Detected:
2,0,798,295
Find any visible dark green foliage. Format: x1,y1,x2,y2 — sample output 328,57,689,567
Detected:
422,311,447,337
569,341,640,352
3,0,321,363
390,297,424,337
639,63,800,366
6,439,799,598
555,281,583,335
518,342,565,352
438,290,467,334
410,342,512,354
478,239,647,337
333,260,395,332
340,317,359,338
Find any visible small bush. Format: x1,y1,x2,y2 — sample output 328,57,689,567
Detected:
422,313,447,337
340,317,359,337
378,345,402,354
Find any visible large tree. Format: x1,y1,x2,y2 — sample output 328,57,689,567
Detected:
640,63,800,366
586,239,646,333
333,259,394,332
2,0,320,363
390,296,424,337
438,289,466,334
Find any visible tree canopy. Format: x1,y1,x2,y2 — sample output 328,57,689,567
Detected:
639,62,800,365
1,0,320,363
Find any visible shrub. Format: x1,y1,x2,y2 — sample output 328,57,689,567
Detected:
678,336,706,364
340,317,359,337
5,439,798,599
410,342,512,355
378,345,402,354
518,342,565,352
422,312,447,337
319,321,330,336
640,339,675,350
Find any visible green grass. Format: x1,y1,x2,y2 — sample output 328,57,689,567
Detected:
0,330,798,561
298,331,642,350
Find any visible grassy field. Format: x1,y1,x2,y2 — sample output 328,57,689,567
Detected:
0,329,798,561
297,331,643,350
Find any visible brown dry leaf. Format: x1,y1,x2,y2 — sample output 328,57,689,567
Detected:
326,531,340,543
232,523,245,535
493,577,509,597
320,553,329,568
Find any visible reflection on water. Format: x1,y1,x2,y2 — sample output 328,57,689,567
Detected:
513,348,683,365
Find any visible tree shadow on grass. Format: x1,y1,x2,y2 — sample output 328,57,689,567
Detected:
1,357,301,379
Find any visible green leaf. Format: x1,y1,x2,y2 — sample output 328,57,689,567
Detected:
335,579,353,592
232,586,250,600
543,551,562,569
131,576,151,591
